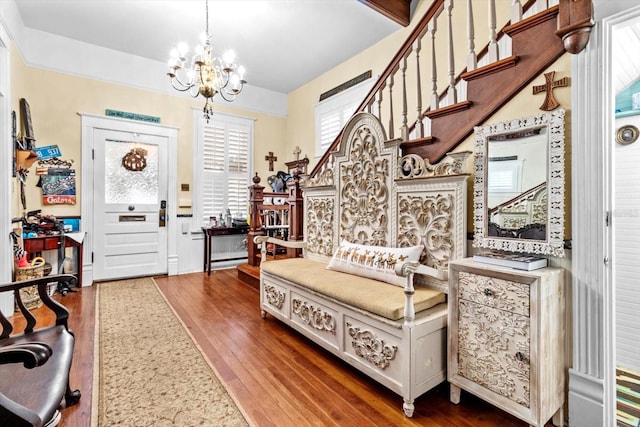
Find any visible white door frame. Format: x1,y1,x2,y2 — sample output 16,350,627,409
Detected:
0,20,13,315
80,113,178,286
571,2,640,426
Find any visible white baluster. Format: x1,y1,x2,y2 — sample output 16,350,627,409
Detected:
400,56,409,141
445,0,457,106
466,0,477,71
375,90,383,120
413,39,424,138
510,0,523,23
487,0,498,62
429,18,438,110
387,75,395,139
535,0,548,14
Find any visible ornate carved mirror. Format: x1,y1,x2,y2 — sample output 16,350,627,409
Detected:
473,109,565,257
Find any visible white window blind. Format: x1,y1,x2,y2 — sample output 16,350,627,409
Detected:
487,160,522,193
315,79,374,158
195,112,253,225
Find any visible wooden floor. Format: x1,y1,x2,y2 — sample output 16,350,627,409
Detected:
46,269,556,426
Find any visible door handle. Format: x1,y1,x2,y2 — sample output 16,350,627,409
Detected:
159,200,166,227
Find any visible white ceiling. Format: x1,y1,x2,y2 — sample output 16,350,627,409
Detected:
14,0,402,94
613,20,640,95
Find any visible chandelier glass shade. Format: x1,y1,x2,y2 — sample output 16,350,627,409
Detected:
167,0,246,120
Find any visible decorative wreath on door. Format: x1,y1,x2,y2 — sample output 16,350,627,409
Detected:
121,147,147,171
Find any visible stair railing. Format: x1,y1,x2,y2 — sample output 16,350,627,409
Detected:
310,0,559,179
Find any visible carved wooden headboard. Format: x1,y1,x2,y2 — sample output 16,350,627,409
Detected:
303,112,470,293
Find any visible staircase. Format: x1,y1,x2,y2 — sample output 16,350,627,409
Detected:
311,0,590,177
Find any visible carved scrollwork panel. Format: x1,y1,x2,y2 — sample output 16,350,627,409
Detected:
307,159,334,187
292,298,336,334
457,299,530,407
264,284,286,309
458,272,530,316
397,193,454,270
346,322,397,370
338,125,390,246
398,151,471,178
305,197,335,257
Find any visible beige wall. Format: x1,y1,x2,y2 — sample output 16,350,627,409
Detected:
10,45,287,218
284,1,572,237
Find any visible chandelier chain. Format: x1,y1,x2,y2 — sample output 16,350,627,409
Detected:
205,0,209,37
166,0,246,120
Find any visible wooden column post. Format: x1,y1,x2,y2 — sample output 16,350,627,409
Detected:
286,170,304,258
556,0,594,54
248,173,264,266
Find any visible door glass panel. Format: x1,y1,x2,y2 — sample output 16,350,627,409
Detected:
104,140,159,204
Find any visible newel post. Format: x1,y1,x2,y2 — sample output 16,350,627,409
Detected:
248,173,264,266
286,169,304,258
556,0,594,54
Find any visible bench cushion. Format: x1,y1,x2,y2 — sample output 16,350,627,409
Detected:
261,258,445,320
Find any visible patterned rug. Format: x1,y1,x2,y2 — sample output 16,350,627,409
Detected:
618,367,640,427
91,277,250,426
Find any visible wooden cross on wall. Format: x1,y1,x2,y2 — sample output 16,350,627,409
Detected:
265,151,278,171
532,71,569,111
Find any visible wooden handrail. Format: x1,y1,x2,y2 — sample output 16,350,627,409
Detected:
310,0,588,179
310,0,445,178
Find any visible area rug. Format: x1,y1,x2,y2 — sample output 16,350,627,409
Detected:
91,277,250,426
617,367,640,427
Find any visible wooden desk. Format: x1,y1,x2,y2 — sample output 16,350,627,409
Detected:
23,234,83,286
202,226,248,276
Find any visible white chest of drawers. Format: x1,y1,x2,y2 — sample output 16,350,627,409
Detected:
448,258,565,427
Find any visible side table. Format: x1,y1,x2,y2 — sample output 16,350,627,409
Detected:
23,233,84,286
202,226,249,275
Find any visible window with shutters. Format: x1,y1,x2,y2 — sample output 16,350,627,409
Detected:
193,111,254,226
487,159,522,193
315,79,374,158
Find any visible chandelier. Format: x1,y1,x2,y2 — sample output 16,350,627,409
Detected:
167,0,246,120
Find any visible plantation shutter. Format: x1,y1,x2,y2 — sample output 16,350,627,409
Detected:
201,118,251,224
318,104,357,155
315,78,374,157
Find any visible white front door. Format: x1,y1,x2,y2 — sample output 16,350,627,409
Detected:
92,128,168,281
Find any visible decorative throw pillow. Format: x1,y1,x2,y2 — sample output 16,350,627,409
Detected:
326,240,423,287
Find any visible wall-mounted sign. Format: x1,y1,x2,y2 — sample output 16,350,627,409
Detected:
41,169,76,205
35,145,62,160
106,109,160,123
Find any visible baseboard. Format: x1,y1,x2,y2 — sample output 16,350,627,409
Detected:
569,368,605,427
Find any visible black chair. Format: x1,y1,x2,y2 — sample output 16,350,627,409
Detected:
0,274,80,427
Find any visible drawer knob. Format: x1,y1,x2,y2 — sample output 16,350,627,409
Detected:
483,288,494,297
515,351,528,363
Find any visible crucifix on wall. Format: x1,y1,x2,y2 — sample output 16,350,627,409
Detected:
265,151,278,171
532,71,569,111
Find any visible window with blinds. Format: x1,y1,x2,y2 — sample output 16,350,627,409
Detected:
487,159,522,193
315,78,374,158
195,112,253,225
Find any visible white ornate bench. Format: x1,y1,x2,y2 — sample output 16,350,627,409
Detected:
255,112,470,417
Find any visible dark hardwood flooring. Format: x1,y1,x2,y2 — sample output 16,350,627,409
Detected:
32,269,555,426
